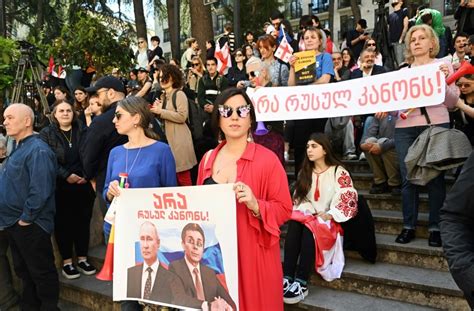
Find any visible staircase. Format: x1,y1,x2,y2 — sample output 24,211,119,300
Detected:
283,159,469,311
55,159,470,310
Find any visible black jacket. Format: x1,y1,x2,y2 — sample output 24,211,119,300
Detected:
349,65,387,79
80,102,127,193
440,152,474,309
40,121,86,180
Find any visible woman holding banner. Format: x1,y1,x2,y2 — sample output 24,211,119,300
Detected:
286,26,335,176
103,96,177,241
377,24,459,247
197,88,292,311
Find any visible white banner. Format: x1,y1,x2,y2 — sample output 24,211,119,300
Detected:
113,184,239,310
248,63,446,122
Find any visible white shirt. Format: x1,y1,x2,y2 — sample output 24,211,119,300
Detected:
141,260,160,299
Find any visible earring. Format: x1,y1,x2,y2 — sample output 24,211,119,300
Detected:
247,130,253,142
134,124,138,128
429,48,433,53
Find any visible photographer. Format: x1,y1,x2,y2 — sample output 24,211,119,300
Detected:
186,56,205,97
347,19,369,61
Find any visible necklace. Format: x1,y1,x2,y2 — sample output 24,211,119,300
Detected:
312,166,330,202
124,146,142,188
60,128,73,148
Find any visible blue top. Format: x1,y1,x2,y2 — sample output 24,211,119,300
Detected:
103,141,177,236
0,135,57,233
315,52,334,79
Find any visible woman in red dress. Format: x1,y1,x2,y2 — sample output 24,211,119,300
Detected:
197,88,292,310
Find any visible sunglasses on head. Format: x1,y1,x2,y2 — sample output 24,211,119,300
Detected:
218,104,251,118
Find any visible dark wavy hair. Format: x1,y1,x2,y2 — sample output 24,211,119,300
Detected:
211,88,257,140
293,132,344,204
341,47,356,69
73,86,88,112
117,96,160,140
160,64,184,89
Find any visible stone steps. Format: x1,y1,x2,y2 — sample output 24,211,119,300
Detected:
284,285,437,311
309,258,468,311
372,209,430,239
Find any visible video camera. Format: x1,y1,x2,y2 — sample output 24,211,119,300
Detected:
17,41,37,55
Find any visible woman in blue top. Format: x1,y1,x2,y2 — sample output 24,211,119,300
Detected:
103,96,177,239
286,26,335,177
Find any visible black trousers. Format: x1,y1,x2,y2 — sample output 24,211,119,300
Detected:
0,230,19,309
55,182,95,260
6,223,59,311
283,220,315,283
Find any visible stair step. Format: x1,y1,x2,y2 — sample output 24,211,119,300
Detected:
284,285,437,311
346,233,448,271
59,273,118,310
58,299,92,310
362,190,428,212
372,209,430,238
311,258,468,310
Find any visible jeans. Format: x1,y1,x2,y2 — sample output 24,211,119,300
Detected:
392,42,406,66
6,223,59,311
394,124,449,231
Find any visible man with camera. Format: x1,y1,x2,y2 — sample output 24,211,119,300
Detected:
347,19,369,61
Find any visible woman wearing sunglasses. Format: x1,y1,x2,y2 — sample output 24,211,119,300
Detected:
150,64,197,186
453,74,474,146
358,37,383,67
197,88,292,311
104,96,177,239
226,48,248,87
187,56,205,96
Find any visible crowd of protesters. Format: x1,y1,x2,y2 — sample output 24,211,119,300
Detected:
0,0,474,310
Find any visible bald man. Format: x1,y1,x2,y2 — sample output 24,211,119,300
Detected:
0,104,59,310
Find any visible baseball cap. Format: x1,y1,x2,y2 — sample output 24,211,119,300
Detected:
137,66,149,73
85,76,126,94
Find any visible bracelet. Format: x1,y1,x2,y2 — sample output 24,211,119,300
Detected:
251,209,261,218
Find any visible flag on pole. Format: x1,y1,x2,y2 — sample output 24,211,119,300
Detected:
215,40,232,75
274,32,294,63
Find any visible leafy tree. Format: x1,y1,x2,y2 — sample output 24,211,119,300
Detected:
48,11,134,76
0,37,18,115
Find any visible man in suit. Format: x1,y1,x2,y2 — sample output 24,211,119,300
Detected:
349,48,387,79
126,221,174,304
169,223,236,311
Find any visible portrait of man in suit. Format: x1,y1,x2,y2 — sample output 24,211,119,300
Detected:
126,221,174,303
169,223,236,311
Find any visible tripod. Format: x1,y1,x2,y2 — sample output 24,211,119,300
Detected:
10,47,51,122
372,0,397,70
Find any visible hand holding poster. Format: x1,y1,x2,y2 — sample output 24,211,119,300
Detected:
248,63,446,122
113,184,238,310
293,50,316,85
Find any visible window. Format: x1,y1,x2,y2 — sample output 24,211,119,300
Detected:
338,0,361,9
163,29,170,43
214,15,226,35
310,0,329,14
339,15,355,41
444,0,460,15
290,0,303,19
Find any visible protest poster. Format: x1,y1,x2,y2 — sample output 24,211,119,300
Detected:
293,50,316,85
113,184,238,310
248,63,446,122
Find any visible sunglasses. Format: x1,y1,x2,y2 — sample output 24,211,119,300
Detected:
367,43,376,46
114,112,123,120
192,63,200,67
138,41,145,44
249,71,260,78
218,104,251,118
235,53,243,57
456,82,473,88
159,76,168,83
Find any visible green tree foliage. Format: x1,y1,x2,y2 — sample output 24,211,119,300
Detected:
0,37,18,92
48,11,134,76
223,0,282,37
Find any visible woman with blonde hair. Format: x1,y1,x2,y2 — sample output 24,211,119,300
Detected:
135,37,150,69
187,56,205,95
377,24,459,247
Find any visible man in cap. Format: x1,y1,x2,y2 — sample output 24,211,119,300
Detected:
347,19,369,61
81,76,127,195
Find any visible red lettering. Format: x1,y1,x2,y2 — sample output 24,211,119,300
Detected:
332,90,350,109
410,77,421,98
154,193,188,210
421,75,434,97
321,92,331,110
176,193,187,209
370,85,380,104
358,86,369,106
300,94,311,111
285,94,300,112
380,83,391,103
392,80,408,101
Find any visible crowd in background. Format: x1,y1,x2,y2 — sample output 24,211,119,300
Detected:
1,0,474,310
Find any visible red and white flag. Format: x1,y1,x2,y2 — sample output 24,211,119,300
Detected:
215,41,232,75
274,33,294,63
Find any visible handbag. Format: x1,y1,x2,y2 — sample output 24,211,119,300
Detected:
404,107,472,186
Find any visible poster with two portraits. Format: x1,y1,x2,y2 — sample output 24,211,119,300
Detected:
113,184,238,310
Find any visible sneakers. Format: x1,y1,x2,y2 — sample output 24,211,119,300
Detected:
283,281,308,304
62,264,80,280
343,153,358,160
283,278,291,294
77,260,97,275
369,182,389,194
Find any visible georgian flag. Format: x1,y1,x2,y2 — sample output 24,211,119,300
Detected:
215,40,232,75
274,33,294,63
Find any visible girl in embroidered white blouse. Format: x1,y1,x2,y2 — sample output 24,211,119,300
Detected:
282,132,358,305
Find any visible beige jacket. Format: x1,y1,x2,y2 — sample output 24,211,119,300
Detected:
160,90,197,172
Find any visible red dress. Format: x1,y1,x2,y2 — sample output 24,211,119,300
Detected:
197,142,292,311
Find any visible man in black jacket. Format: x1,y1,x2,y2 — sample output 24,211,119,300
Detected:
82,76,127,195
440,152,474,309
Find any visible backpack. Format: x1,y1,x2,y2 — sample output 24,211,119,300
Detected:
171,91,207,141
